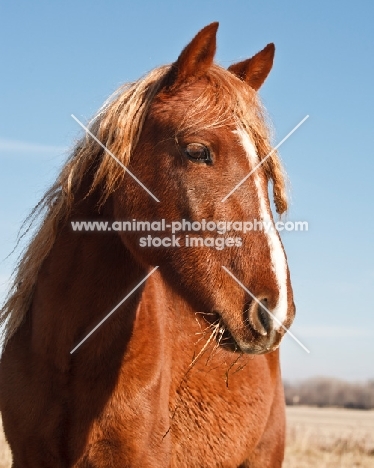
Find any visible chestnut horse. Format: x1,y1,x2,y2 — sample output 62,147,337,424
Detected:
0,23,295,467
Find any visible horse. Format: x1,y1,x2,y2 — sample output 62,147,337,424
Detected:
0,22,295,467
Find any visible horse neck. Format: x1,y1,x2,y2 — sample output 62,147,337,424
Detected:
29,183,163,370
30,181,195,378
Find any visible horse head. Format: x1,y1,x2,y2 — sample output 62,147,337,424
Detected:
107,23,295,355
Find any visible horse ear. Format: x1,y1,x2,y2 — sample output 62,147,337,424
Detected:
165,22,219,87
228,43,275,90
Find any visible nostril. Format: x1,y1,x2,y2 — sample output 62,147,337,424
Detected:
248,298,272,336
258,299,272,334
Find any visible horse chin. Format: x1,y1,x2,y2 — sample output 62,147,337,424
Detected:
233,336,281,355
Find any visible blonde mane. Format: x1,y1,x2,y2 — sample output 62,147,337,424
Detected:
0,63,287,345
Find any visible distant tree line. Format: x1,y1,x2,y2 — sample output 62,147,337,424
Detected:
284,377,374,409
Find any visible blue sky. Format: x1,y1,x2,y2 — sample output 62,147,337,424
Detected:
1,0,373,381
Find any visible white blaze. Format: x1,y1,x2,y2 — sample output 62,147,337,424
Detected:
235,128,288,329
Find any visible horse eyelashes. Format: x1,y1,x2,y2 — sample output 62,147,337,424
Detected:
184,143,212,164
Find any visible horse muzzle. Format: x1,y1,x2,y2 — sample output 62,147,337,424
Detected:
216,299,295,355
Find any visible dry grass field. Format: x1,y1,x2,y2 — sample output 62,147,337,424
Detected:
0,406,373,467
284,406,374,467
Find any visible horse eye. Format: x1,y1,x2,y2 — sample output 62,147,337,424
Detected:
184,143,212,164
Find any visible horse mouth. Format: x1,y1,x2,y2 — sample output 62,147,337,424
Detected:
211,311,280,355
215,322,242,353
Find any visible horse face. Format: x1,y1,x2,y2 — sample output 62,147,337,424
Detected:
113,23,295,354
